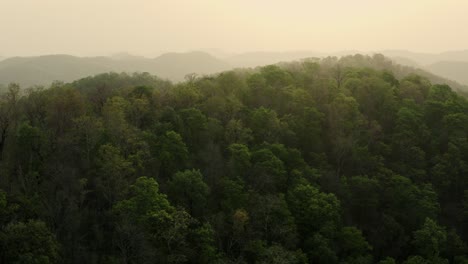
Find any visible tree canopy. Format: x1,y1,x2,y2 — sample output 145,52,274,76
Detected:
0,54,467,263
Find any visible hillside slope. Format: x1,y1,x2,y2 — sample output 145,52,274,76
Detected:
427,60,468,86
1,52,467,93
0,52,231,86
1,54,467,263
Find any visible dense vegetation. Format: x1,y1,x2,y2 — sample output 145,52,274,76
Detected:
0,54,467,264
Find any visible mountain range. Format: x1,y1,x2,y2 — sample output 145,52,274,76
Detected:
372,50,468,87
0,52,231,87
0,50,467,91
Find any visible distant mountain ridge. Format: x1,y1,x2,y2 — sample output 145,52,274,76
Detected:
427,61,468,86
226,51,325,67
0,52,231,87
380,49,468,65
0,50,467,92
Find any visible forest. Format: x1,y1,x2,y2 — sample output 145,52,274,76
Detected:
0,54,467,264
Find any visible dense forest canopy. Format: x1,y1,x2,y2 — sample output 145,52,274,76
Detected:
0,54,467,263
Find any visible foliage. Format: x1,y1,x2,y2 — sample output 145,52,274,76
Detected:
0,55,467,263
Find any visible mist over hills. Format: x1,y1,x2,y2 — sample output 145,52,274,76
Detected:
381,49,468,65
224,50,367,68
225,51,324,67
0,52,231,87
370,50,468,86
0,50,468,92
426,61,468,87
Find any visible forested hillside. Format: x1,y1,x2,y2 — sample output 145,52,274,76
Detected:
1,52,468,94
0,54,468,264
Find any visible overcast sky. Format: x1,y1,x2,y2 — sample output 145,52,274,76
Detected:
1,0,467,56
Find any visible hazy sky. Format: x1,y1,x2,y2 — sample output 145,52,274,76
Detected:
1,0,468,56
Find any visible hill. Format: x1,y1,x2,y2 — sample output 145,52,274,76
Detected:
427,60,468,85
0,52,231,87
150,51,231,80
1,51,467,93
225,50,468,89
0,55,112,87
0,54,467,263
379,49,468,65
225,51,325,67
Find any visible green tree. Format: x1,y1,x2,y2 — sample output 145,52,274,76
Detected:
95,144,135,206
247,193,298,246
250,148,287,193
0,220,60,264
227,143,251,180
288,183,341,235
152,130,189,178
412,218,447,261
168,169,210,217
225,119,253,145
257,244,307,264
338,226,373,264
0,83,20,160
248,107,281,143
